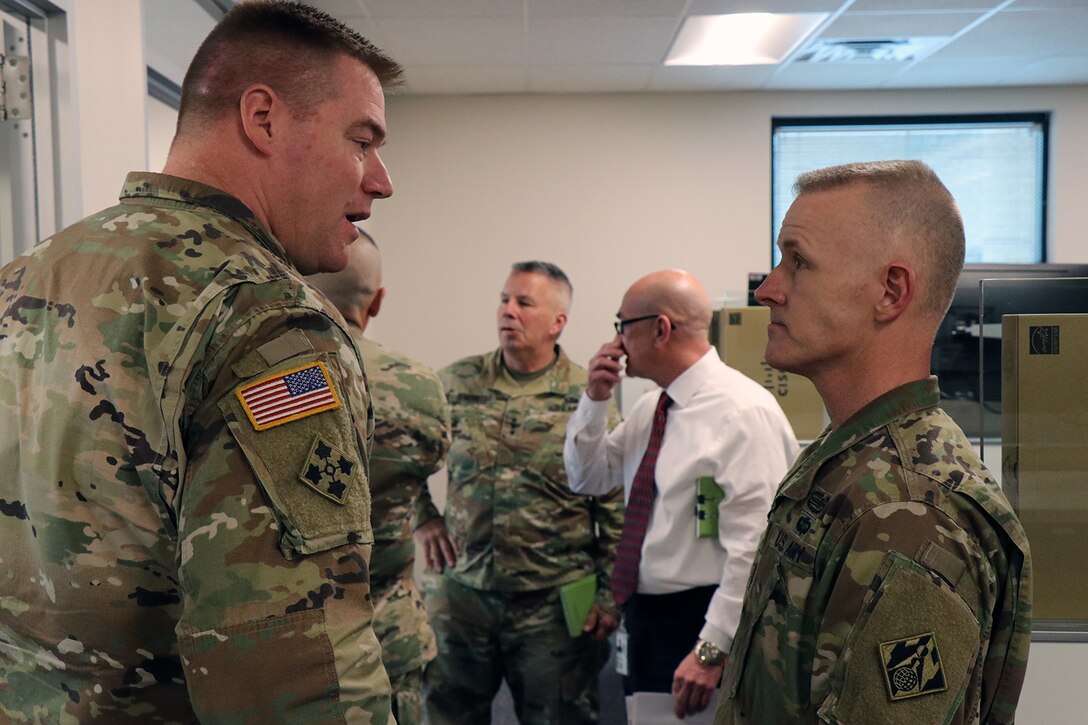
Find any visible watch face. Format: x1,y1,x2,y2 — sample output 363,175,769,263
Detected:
697,640,724,665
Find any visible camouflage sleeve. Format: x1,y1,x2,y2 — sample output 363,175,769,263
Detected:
814,502,996,724
589,488,624,615
172,284,391,723
589,402,624,615
411,384,450,531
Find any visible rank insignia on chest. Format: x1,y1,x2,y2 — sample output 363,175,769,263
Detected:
805,489,831,516
237,361,341,430
299,436,359,504
880,632,947,701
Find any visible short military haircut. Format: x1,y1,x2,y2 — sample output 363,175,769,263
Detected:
510,260,573,312
795,160,965,321
177,0,403,133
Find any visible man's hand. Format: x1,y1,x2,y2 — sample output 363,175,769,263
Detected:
413,518,460,573
581,604,619,641
672,651,725,719
586,337,625,402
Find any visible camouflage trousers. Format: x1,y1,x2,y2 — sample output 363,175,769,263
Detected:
389,667,423,725
422,575,610,725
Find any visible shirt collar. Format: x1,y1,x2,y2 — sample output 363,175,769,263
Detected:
778,376,941,500
119,172,290,266
483,346,573,397
663,347,721,408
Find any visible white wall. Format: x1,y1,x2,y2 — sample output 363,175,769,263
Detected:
146,95,176,173
66,0,148,219
366,85,1088,376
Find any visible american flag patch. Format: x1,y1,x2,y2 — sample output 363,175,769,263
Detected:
236,361,342,431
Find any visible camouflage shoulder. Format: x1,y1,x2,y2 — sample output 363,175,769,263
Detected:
438,353,489,391
362,339,444,390
899,407,1029,552
552,347,591,397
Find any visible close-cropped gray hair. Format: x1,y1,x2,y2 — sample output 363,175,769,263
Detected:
794,160,965,322
510,260,573,311
511,261,571,290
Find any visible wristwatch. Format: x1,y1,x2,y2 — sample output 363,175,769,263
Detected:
694,639,726,667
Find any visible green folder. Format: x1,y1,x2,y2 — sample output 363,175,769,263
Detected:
695,476,724,538
559,574,597,637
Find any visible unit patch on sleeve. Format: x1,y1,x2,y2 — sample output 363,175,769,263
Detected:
880,632,948,701
299,436,360,505
237,361,342,430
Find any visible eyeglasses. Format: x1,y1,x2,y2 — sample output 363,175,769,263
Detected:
614,314,662,335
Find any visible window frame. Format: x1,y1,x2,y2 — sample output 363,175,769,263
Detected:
770,112,1050,267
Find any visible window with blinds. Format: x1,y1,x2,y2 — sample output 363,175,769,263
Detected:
771,114,1048,267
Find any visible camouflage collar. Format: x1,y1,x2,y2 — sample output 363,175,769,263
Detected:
119,172,290,265
778,377,941,500
483,346,575,398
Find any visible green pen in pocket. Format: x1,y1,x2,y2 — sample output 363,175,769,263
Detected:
695,476,724,538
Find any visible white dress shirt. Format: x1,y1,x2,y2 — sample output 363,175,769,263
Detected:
564,348,799,650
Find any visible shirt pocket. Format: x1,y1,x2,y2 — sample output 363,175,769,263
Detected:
179,608,343,722
522,400,576,490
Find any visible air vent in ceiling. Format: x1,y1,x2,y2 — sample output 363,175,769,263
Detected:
793,37,949,63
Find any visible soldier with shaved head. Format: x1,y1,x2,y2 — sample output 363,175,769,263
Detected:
564,269,798,719
309,232,451,725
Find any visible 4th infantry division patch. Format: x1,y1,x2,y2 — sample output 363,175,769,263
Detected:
880,632,947,701
299,437,359,504
237,361,341,430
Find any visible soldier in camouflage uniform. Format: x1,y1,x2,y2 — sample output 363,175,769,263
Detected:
0,3,403,721
310,234,451,725
716,160,1032,724
422,261,625,725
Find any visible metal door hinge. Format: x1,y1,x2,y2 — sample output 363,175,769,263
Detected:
1,53,31,123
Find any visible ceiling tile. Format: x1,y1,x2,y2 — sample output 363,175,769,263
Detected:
1012,0,1088,7
687,0,843,12
142,0,1088,97
820,10,984,37
306,0,374,18
889,57,1049,87
1008,56,1088,85
929,7,1088,59
645,64,780,91
359,0,522,18
529,16,678,65
847,0,1004,11
398,64,528,94
377,16,524,65
768,61,908,89
529,64,655,92
529,0,687,17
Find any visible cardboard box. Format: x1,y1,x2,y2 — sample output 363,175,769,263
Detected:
711,307,826,441
1002,313,1088,621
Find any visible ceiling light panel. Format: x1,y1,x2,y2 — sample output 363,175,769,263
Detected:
665,13,828,66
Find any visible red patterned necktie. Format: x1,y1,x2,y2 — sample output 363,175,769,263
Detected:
612,391,672,607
